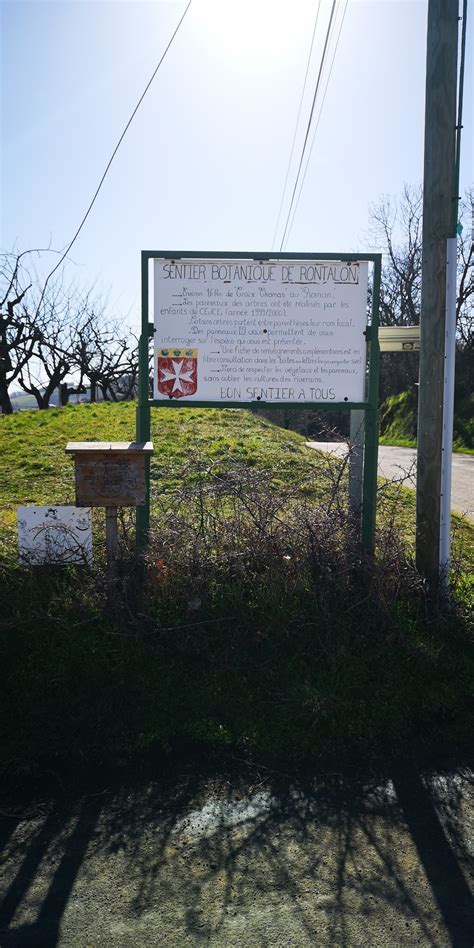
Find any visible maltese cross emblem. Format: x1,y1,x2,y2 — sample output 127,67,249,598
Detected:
157,348,198,398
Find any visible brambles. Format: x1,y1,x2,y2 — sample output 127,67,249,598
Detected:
1,456,472,780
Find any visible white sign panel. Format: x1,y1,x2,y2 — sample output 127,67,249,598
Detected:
378,326,420,352
17,506,92,565
154,259,369,404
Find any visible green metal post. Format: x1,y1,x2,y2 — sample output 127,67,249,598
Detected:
361,256,381,555
136,252,151,549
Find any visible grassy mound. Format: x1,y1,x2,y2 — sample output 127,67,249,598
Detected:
380,390,416,447
0,402,323,518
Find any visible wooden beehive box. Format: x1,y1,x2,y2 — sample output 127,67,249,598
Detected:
65,442,153,507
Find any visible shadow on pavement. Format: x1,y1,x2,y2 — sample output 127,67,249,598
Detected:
0,797,104,946
392,767,474,947
1,762,473,946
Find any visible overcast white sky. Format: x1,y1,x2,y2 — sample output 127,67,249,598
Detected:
1,0,472,330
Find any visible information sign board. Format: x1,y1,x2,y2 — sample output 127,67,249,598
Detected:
138,250,382,557
17,506,92,565
153,259,369,405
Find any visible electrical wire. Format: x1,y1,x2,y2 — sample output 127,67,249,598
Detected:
271,1,322,251
278,0,338,252
38,0,193,309
282,0,348,249
281,0,346,250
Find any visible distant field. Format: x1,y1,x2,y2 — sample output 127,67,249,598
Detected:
10,392,38,409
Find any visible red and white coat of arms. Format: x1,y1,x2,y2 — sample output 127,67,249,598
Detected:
157,348,198,399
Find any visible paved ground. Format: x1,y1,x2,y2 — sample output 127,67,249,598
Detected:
306,443,473,521
1,767,473,946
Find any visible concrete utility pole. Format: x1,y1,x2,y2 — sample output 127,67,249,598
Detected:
416,0,459,583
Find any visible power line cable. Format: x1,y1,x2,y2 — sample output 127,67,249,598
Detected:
278,0,338,252
281,0,345,250
282,0,348,249
271,1,322,251
38,0,193,310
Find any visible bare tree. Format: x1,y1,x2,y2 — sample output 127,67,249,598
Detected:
369,185,474,401
456,189,474,350
1,249,141,411
17,280,84,409
65,307,130,402
370,184,423,330
0,252,39,413
104,333,140,401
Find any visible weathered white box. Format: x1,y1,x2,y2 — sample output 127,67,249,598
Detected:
65,442,153,507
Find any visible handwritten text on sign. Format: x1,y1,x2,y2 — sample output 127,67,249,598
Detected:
153,259,369,403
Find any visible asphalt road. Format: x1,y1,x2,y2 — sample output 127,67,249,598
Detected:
306,442,473,521
1,767,473,946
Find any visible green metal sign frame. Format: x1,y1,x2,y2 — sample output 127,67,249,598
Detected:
136,250,381,554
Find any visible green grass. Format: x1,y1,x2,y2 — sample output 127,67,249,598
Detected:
453,393,474,454
0,402,473,779
380,389,474,454
1,516,472,778
0,402,319,515
1,401,471,559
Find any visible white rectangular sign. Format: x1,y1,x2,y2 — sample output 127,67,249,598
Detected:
153,258,369,404
17,506,92,565
378,326,420,352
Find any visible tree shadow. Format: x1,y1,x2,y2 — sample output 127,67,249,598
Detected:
0,796,104,946
392,766,474,948
0,762,473,946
